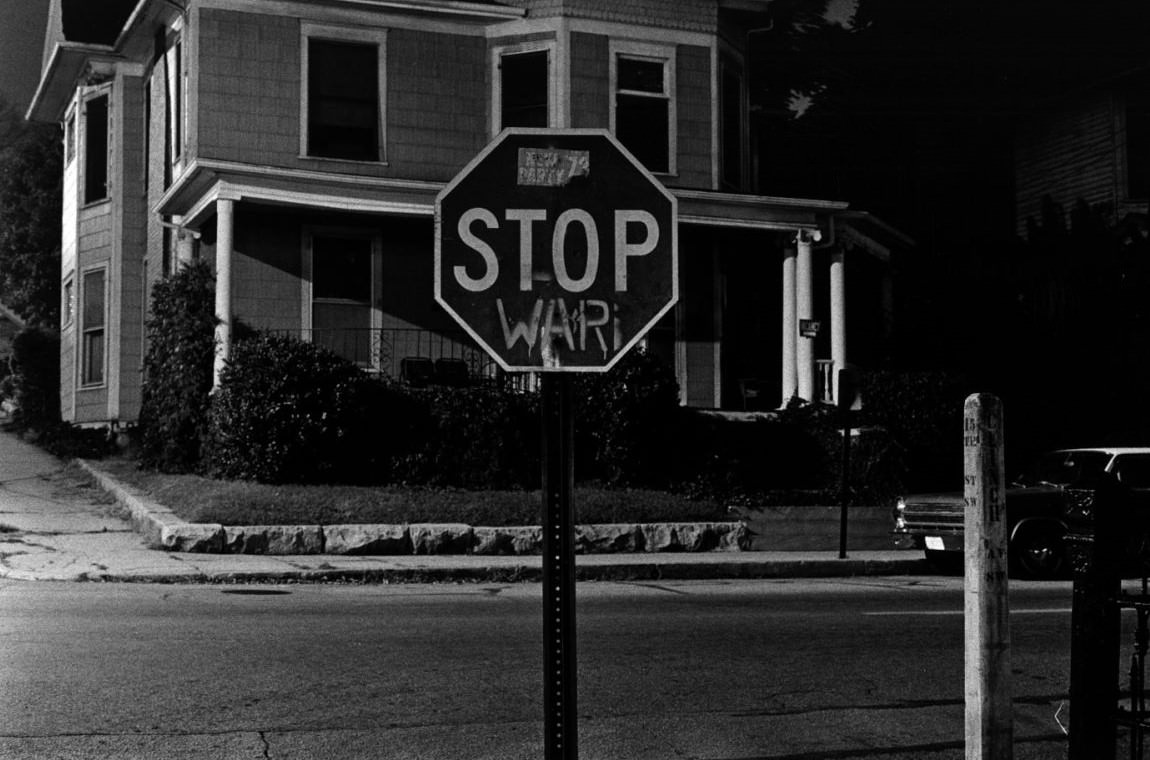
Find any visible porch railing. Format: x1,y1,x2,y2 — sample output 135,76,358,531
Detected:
277,327,539,391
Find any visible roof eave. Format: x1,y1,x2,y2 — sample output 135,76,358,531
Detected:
25,42,123,123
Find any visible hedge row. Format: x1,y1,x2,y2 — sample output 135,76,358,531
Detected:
135,264,968,500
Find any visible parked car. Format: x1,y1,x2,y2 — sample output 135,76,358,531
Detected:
892,447,1150,578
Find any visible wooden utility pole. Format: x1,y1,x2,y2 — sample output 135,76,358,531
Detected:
964,393,1012,760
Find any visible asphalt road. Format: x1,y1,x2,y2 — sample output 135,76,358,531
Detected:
0,576,1087,759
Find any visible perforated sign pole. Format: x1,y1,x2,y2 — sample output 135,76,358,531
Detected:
541,373,577,760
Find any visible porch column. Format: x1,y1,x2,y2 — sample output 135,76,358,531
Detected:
781,245,797,404
213,198,235,389
829,246,846,402
796,231,815,402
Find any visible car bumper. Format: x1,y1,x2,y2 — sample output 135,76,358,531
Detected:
891,530,964,552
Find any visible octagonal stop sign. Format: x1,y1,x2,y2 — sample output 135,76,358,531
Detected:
435,128,678,372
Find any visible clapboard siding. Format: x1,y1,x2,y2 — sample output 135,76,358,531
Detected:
1014,93,1117,234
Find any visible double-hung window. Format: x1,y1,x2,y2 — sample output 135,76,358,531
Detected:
611,42,675,174
80,268,106,387
301,24,387,163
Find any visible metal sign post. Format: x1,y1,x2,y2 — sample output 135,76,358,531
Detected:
541,374,577,760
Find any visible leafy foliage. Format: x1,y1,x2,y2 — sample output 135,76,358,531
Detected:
203,333,384,484
6,325,60,432
137,261,217,472
573,350,682,487
0,104,62,327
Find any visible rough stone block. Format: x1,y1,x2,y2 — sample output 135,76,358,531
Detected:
224,526,324,554
640,523,681,552
161,523,226,553
323,524,412,555
472,526,543,555
576,524,645,554
410,524,474,555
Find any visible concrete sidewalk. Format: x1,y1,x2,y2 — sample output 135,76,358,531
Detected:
0,427,926,583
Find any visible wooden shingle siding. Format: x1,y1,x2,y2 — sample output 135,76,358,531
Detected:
571,32,609,128
1014,94,1118,234
673,43,712,189
387,29,488,181
232,210,304,333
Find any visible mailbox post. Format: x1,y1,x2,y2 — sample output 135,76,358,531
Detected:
435,129,678,759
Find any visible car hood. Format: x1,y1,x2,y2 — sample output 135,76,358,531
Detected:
901,485,1064,504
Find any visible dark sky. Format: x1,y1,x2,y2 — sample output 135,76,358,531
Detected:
0,0,49,115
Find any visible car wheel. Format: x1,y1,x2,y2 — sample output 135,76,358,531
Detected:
1012,526,1066,579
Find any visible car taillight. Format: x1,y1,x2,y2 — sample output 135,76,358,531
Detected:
893,498,907,531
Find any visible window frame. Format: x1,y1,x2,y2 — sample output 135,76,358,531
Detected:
300,227,383,369
299,23,388,164
80,87,112,207
609,40,676,176
79,265,108,388
491,41,557,135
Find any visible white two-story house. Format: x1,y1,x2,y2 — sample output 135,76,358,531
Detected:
28,0,908,428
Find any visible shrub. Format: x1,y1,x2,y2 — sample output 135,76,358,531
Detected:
391,383,539,490
858,369,969,492
203,333,382,484
7,325,60,432
573,350,682,487
137,261,217,472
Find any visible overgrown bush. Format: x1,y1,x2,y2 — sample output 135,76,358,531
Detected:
392,384,539,490
573,350,683,487
202,333,383,484
7,325,60,432
137,261,216,472
858,369,969,492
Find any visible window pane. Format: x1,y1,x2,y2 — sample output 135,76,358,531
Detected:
82,270,105,328
83,330,105,385
617,57,664,94
308,39,379,161
501,50,548,129
84,95,109,203
616,93,669,172
1115,455,1150,488
313,236,371,302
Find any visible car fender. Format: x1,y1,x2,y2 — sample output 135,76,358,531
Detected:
1009,515,1068,544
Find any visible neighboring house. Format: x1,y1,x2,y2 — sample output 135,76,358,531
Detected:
1014,69,1150,237
27,0,909,428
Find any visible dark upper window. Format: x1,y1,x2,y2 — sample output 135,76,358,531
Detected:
500,49,549,130
615,54,670,173
307,38,381,162
84,94,109,204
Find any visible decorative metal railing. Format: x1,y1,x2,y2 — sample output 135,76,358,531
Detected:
278,327,539,391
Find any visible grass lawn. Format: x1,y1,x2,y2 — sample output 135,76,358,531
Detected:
93,457,730,527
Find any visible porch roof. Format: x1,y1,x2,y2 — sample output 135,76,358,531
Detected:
159,158,857,237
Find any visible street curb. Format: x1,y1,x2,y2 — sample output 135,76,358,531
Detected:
75,460,750,557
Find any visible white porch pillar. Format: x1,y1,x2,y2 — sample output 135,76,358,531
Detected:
781,246,797,404
829,246,846,403
213,198,235,389
795,231,815,402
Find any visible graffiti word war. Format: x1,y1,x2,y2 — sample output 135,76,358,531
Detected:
497,297,621,358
